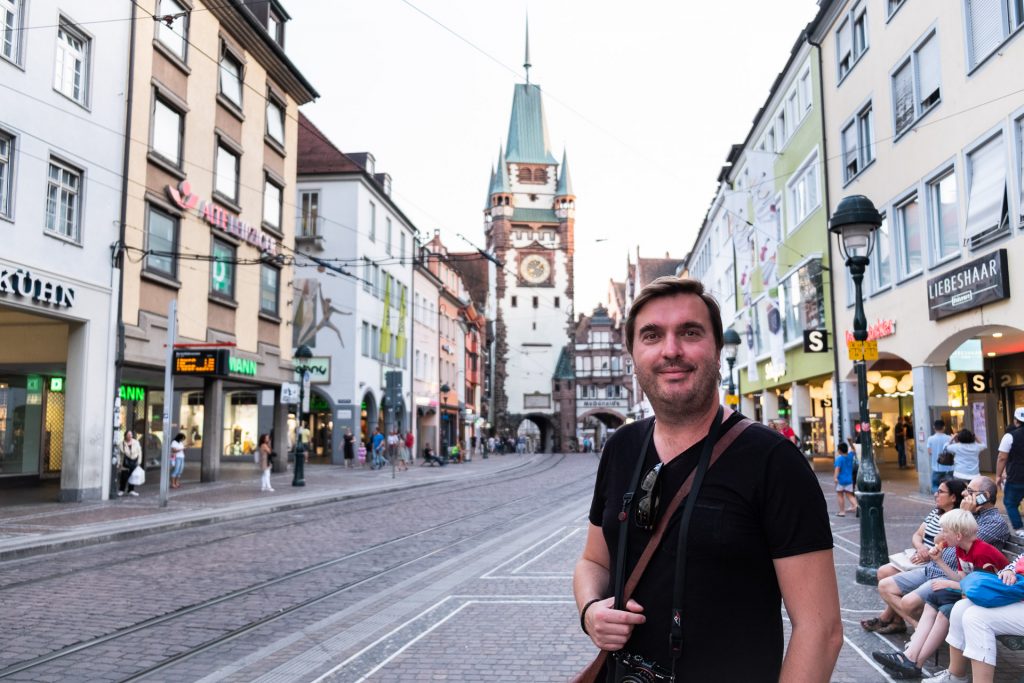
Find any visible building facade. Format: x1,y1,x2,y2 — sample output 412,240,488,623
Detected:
413,256,441,457
119,0,316,483
813,0,1024,489
483,74,576,452
295,114,414,458
571,306,630,449
0,2,131,499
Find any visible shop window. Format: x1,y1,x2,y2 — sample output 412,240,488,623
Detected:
179,392,204,448
210,238,235,300
223,391,258,457
0,376,44,476
155,0,188,61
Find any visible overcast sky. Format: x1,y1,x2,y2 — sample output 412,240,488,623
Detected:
288,0,820,311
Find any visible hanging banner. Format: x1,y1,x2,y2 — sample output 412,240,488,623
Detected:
765,297,786,376
743,308,759,382
747,150,779,288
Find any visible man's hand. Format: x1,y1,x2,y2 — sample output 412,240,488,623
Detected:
912,548,930,564
583,598,646,651
931,578,957,591
960,493,980,513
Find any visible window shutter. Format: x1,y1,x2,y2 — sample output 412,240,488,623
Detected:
892,63,915,134
967,0,1005,68
965,135,1007,237
915,36,941,109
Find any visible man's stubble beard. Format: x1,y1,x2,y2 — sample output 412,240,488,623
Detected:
637,358,721,422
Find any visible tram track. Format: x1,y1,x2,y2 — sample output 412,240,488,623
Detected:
0,455,549,590
0,455,592,680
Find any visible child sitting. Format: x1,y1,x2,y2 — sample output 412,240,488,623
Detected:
872,509,1007,679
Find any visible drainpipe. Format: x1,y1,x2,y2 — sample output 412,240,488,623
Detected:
111,0,138,499
807,33,845,446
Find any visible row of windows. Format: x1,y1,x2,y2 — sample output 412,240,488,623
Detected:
509,295,560,308
361,258,408,307
574,355,623,372
745,259,826,356
144,203,281,316
360,321,407,367
576,384,626,399
758,64,813,154
512,229,557,242
365,200,408,259
413,349,436,382
0,132,88,241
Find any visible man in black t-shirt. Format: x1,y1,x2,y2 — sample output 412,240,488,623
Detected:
573,277,840,682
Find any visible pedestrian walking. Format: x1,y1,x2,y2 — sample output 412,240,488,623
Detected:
342,427,355,469
573,276,840,682
295,421,311,464
996,408,1024,539
169,432,186,489
118,431,143,497
894,416,909,469
834,442,859,517
404,431,415,466
928,419,954,491
371,428,386,469
258,433,274,491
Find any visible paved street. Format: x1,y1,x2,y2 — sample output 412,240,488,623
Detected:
1,455,1023,681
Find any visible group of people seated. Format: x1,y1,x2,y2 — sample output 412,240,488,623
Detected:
859,474,1023,681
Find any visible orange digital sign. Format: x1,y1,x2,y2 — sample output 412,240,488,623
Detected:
172,349,228,376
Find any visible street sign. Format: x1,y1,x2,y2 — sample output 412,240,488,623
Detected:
803,330,829,353
725,394,739,406
847,339,878,361
281,382,300,404
173,348,228,376
301,371,311,413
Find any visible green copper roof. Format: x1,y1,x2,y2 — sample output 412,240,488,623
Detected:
553,346,575,380
489,146,511,195
556,149,573,196
511,207,558,223
506,83,557,165
484,165,495,208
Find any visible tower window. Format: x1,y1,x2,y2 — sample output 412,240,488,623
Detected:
511,296,517,307
532,296,539,308
554,297,560,308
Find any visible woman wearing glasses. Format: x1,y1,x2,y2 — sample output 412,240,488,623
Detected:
862,479,967,635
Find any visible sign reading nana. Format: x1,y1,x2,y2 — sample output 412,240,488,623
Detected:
926,249,1009,320
0,268,75,308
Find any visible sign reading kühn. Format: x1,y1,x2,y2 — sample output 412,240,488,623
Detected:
926,249,1009,320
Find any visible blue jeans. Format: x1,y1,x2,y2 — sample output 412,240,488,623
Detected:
895,441,907,468
1004,481,1024,530
932,470,954,492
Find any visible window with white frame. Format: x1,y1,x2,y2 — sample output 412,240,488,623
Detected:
300,190,319,237
260,263,279,315
361,321,369,356
1,0,23,63
964,132,1009,245
151,95,183,167
872,213,892,291
842,104,874,183
54,21,89,105
219,47,243,108
798,68,812,114
45,159,81,240
895,194,923,276
368,201,376,241
400,232,406,262
776,110,787,148
927,169,960,262
892,32,941,137
266,95,285,146
145,203,178,277
155,0,188,61
214,142,239,202
965,0,1024,70
887,0,906,18
385,217,393,255
0,131,11,219
836,3,868,80
263,175,282,231
1018,117,1024,222
362,257,372,293
787,153,819,228
771,193,783,242
778,259,825,343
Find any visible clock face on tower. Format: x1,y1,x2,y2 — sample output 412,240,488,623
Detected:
519,254,551,284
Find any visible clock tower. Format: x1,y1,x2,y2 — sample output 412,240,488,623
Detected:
484,39,575,451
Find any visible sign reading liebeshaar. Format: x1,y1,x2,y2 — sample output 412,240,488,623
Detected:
927,249,1009,321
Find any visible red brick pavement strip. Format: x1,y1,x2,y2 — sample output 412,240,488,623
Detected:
0,455,540,561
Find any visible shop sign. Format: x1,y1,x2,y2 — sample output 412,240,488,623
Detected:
927,249,1009,320
0,268,75,308
173,348,229,376
49,377,64,392
293,356,330,384
119,384,146,402
228,355,257,377
967,372,992,393
166,181,279,256
844,319,895,343
578,398,628,410
803,330,829,353
281,382,300,404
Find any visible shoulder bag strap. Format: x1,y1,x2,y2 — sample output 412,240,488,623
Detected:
612,419,655,611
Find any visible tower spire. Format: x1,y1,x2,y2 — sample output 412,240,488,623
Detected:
523,15,531,84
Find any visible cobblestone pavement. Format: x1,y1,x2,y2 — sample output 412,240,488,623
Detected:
1,454,1023,681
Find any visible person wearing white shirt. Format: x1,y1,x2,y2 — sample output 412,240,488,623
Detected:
927,420,953,492
946,429,984,482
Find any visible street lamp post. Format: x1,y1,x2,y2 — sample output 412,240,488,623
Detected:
829,195,888,585
723,328,741,406
293,344,313,487
440,383,450,459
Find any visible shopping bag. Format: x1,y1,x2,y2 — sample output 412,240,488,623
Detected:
960,570,1024,608
128,466,146,486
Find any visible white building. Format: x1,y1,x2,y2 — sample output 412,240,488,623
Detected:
295,114,414,459
0,2,130,499
413,257,441,455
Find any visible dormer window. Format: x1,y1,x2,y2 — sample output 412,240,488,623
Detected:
267,7,285,46
516,166,548,184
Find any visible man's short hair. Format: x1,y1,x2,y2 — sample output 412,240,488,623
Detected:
837,442,849,454
940,509,978,537
624,276,724,354
933,419,945,431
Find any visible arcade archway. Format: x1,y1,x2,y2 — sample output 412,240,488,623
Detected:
515,414,557,453
577,409,626,452
359,392,378,445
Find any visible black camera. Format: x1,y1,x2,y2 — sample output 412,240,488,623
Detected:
613,652,674,683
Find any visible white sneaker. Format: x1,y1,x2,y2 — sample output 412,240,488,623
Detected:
129,491,139,497
922,670,967,683
267,487,274,492
117,491,124,497
1013,528,1024,538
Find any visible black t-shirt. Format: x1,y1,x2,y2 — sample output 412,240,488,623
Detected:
588,413,833,681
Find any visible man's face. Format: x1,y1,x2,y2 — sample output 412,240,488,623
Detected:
631,293,721,420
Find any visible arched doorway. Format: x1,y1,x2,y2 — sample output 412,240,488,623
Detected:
308,389,333,463
577,409,626,452
515,414,557,453
359,392,378,447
